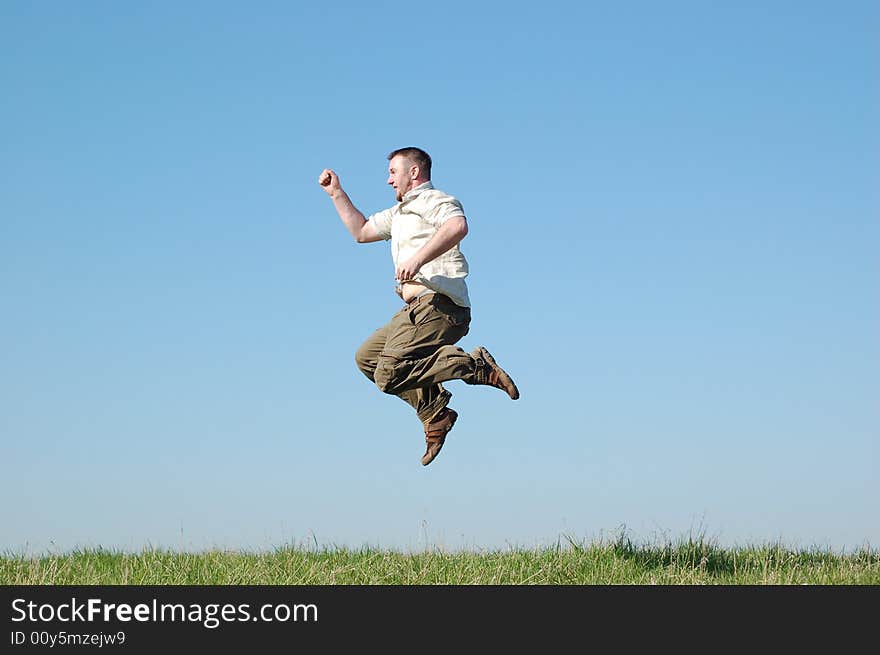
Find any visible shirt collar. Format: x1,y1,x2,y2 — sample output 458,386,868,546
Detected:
402,181,433,202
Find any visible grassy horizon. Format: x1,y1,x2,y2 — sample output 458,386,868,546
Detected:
3,535,878,584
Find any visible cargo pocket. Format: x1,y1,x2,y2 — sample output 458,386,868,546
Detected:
441,301,470,328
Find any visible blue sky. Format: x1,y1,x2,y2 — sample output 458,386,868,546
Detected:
2,1,877,554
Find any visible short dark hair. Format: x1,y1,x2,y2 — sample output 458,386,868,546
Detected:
387,146,432,179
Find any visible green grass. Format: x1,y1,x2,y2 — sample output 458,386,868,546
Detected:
3,536,878,584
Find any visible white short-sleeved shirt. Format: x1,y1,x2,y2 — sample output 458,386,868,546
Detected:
367,181,471,307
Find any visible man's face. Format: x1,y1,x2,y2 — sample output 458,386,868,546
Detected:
387,155,416,201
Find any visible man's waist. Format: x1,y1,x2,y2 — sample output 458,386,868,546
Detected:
396,281,432,303
394,277,470,308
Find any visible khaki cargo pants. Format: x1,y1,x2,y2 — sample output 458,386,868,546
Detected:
355,293,474,426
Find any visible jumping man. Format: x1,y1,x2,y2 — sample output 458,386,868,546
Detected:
318,146,519,466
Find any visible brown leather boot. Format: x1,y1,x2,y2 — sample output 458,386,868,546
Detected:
470,346,520,400
421,408,458,466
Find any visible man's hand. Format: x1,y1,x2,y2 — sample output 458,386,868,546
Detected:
318,168,342,196
395,256,424,283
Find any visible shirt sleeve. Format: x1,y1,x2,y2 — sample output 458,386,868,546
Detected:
366,207,393,240
427,198,466,226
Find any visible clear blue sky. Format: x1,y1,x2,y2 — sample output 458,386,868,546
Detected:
2,1,877,554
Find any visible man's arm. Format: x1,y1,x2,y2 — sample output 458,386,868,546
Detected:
318,168,384,243
395,215,468,282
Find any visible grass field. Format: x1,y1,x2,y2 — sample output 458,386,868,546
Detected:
3,536,878,584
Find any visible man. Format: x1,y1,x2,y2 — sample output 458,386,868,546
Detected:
318,146,519,466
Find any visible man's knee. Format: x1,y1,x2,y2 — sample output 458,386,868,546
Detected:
373,356,405,394
355,344,375,379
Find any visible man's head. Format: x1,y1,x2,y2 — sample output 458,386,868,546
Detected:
387,146,432,201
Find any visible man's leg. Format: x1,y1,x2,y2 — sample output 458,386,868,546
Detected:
360,297,520,412
372,294,472,425
358,294,519,466
355,308,447,421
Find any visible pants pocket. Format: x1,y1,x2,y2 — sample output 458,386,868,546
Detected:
439,300,470,328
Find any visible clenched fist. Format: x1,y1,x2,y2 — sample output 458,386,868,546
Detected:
318,168,342,196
